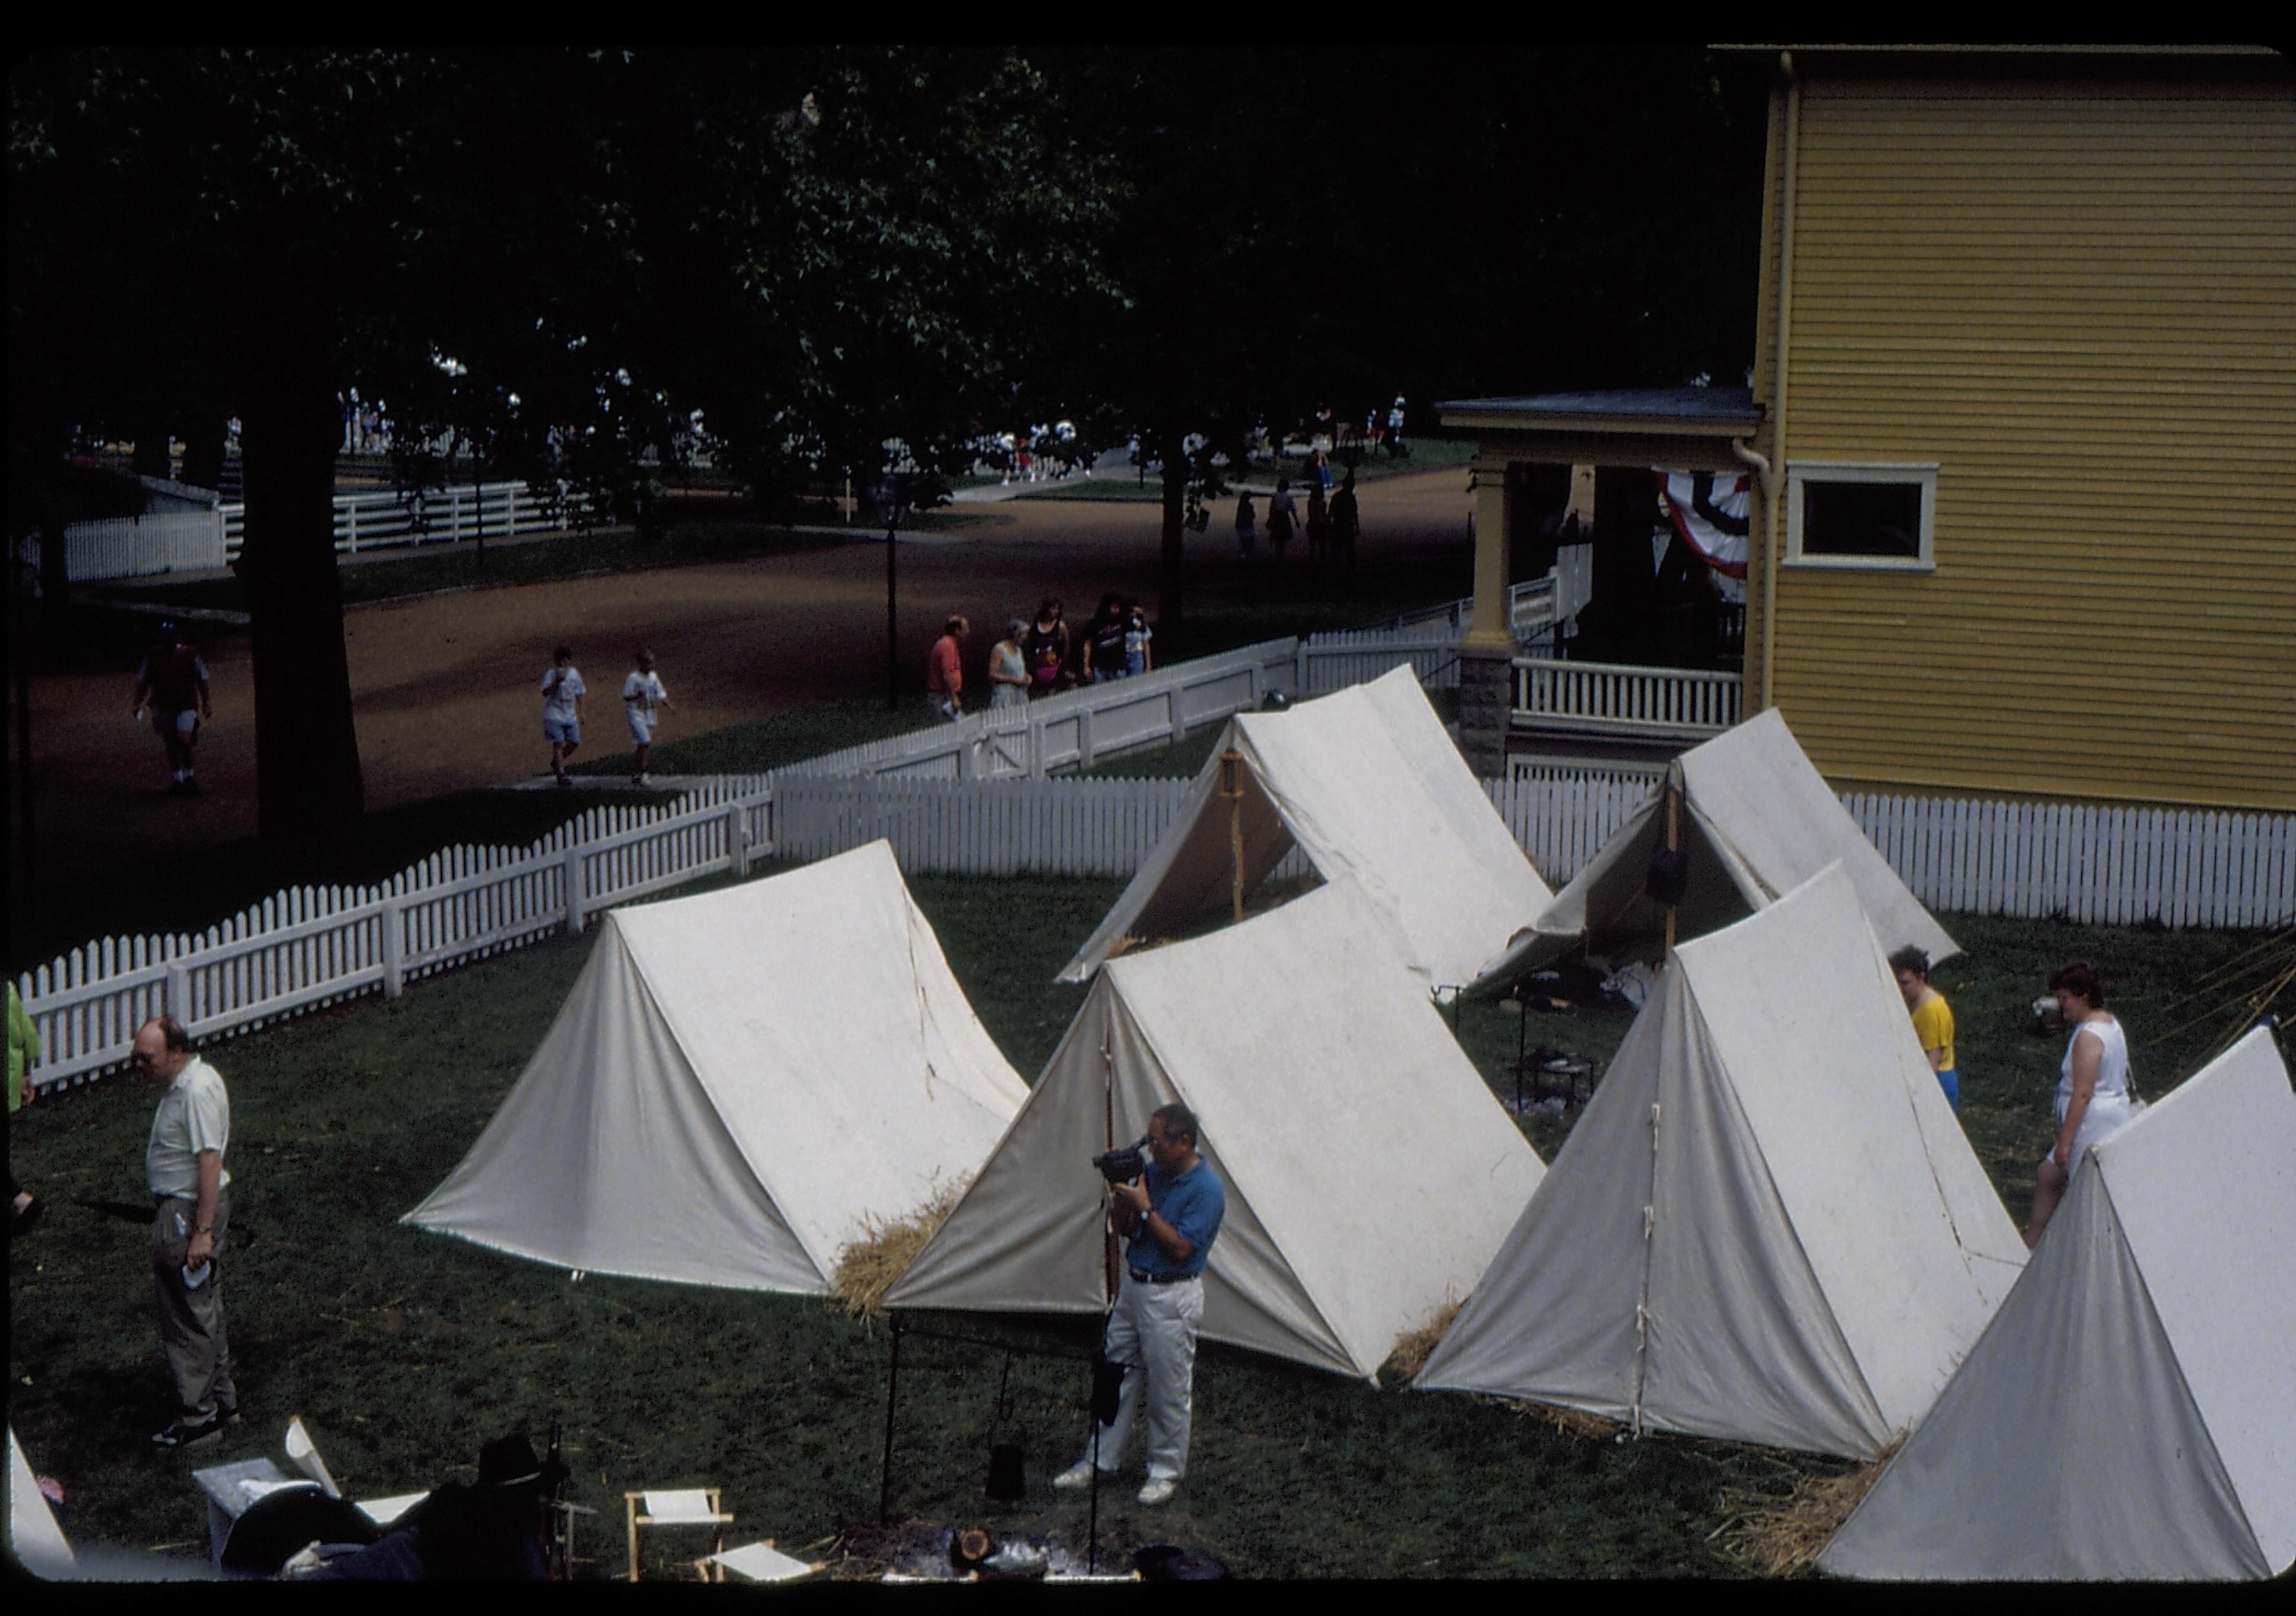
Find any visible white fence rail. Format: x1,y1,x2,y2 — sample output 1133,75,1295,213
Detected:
220,480,597,559
1514,656,1743,740
18,779,772,1091
783,637,1304,782
37,481,606,584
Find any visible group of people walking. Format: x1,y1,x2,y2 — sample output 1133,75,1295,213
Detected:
1233,468,1359,568
928,595,1154,721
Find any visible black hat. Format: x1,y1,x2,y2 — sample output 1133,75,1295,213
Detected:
478,1433,568,1491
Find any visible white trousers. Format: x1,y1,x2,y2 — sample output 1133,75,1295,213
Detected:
1081,1274,1203,1482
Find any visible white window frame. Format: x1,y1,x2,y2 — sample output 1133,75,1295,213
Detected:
1784,460,1938,571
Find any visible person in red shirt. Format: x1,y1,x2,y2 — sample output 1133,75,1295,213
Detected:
132,621,213,796
927,615,969,722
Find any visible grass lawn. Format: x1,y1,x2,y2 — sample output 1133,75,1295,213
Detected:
9,851,2276,1578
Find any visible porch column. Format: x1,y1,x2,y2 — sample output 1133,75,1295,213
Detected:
1457,456,1515,779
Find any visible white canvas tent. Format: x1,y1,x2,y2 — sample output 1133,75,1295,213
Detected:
1821,1026,2296,1581
1470,707,1954,993
887,880,1546,1379
10,1427,74,1581
404,841,1028,1295
1058,666,1552,990
1417,865,2025,1459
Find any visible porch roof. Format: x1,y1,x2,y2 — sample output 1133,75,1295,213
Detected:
1436,388,1762,470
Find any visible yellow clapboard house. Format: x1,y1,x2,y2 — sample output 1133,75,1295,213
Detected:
1446,46,2295,812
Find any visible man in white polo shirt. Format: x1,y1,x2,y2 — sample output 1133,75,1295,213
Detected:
135,1016,241,1450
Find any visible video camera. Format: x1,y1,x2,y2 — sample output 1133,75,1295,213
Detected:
1091,1138,1150,1185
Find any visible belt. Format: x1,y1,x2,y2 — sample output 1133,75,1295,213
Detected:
154,1192,194,1205
1127,1267,1199,1286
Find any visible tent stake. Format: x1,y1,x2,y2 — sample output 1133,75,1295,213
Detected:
878,1316,904,1525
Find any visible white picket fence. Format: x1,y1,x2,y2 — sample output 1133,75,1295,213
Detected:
1845,795,2296,931
18,629,2292,1092
19,778,775,1091
30,510,230,582
38,481,603,583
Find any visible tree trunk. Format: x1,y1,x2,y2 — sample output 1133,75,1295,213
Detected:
180,416,228,495
237,315,365,875
36,517,70,606
130,413,172,482
1156,420,1187,634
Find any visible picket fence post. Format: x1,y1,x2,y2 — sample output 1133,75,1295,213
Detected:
563,842,586,933
166,960,191,1029
727,802,750,878
381,894,405,999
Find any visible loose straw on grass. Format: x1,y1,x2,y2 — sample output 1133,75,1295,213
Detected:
1383,1297,1463,1381
1472,1394,1626,1442
831,1177,969,1318
1714,1438,1901,1578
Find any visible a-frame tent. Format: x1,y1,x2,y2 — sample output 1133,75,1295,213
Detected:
1057,666,1552,990
1417,865,2025,1459
1470,707,1954,994
403,840,1028,1295
10,1427,75,1581
1821,1026,2296,1581
887,880,1546,1379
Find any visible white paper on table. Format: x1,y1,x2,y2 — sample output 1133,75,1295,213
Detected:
707,1542,816,1582
357,1493,430,1527
640,1489,723,1524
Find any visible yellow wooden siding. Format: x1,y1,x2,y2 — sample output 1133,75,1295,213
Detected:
1762,76,2296,812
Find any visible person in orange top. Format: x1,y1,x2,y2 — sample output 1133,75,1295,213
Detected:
927,615,969,722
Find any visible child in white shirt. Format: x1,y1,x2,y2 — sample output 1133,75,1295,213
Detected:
621,648,674,785
541,646,587,789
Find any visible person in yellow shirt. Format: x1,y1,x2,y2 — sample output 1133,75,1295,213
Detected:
1891,947,1959,1112
9,982,40,1235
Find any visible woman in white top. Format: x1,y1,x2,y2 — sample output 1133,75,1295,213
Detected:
2024,960,2143,1247
987,619,1030,710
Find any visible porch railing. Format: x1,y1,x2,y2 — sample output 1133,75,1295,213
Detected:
1512,656,1743,741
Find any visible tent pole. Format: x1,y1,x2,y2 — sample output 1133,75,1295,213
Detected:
1103,1036,1118,1306
878,1316,904,1525
1220,750,1245,922
1662,783,1682,957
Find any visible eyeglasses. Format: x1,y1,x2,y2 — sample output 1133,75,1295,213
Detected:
130,1050,159,1066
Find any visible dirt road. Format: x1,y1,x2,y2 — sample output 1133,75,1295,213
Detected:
21,467,1474,885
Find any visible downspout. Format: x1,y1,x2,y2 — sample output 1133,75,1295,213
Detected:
1760,50,1801,713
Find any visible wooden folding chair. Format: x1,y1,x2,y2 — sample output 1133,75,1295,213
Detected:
624,1488,733,1582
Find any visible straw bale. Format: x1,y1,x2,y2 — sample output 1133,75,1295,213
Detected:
1383,1297,1462,1381
1713,1440,1901,1578
831,1177,969,1317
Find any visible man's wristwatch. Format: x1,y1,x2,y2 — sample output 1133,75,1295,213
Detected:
195,1222,213,1235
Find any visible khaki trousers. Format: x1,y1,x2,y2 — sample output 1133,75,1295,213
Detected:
152,1191,237,1422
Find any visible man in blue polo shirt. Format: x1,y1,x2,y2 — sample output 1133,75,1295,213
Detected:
1054,1103,1225,1508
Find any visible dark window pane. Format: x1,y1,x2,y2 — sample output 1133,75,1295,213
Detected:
1802,481,1923,558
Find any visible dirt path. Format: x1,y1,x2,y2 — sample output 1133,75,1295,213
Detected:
23,467,1474,884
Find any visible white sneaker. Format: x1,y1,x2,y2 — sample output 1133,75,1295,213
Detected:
1052,1459,1117,1491
1137,1476,1178,1507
